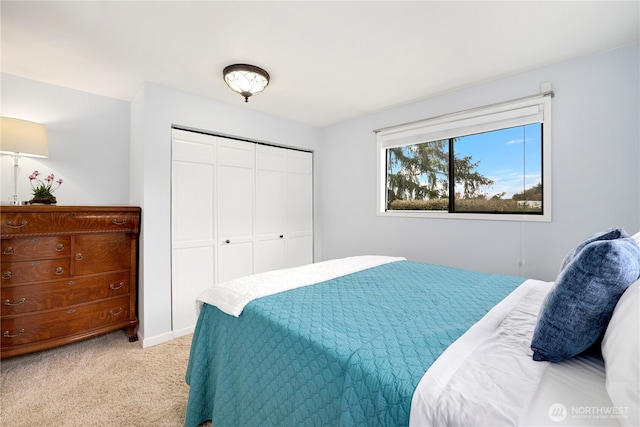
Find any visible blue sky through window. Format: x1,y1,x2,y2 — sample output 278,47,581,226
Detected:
454,123,541,198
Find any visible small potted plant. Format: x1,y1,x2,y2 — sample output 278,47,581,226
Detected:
29,170,63,204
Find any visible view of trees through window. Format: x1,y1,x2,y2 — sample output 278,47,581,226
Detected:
386,124,543,214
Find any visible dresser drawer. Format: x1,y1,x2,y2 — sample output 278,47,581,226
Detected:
73,234,131,275
1,296,130,347
1,259,70,283
1,209,139,236
1,271,130,316
1,236,71,261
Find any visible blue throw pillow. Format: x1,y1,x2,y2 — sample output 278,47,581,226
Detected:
559,227,630,271
531,236,640,362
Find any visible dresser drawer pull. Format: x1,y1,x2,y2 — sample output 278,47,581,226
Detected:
5,221,27,229
3,329,24,338
109,307,124,316
67,309,76,314
3,246,13,255
67,280,76,286
3,297,25,306
112,218,127,226
2,271,12,279
56,243,65,251
109,282,125,290
55,267,64,275
75,253,83,261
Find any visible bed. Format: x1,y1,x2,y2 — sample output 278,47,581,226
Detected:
185,229,640,427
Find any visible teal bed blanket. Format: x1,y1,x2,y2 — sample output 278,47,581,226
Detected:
185,260,525,427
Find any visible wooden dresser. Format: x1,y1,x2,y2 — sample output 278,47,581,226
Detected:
0,206,140,358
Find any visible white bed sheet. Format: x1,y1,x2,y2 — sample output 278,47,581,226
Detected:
410,279,621,427
197,255,405,316
522,354,621,427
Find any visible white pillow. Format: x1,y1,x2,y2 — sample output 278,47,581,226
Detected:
633,231,640,248
601,279,640,426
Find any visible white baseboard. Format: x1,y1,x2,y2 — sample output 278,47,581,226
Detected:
139,326,195,348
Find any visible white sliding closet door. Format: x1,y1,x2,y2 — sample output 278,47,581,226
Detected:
255,145,287,274
171,129,313,334
171,129,217,335
287,150,313,267
255,145,314,272
217,138,255,283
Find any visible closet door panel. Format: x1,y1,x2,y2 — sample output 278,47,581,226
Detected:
172,161,215,243
256,169,286,236
172,246,214,332
218,139,255,282
172,131,216,246
254,237,286,274
173,133,216,162
218,240,253,283
256,168,286,235
287,149,313,174
218,140,254,240
171,129,217,335
288,174,313,234
287,235,314,268
218,166,252,237
287,150,313,268
255,145,288,271
287,151,313,235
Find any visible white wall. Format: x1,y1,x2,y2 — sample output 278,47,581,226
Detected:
129,82,322,346
1,74,131,205
317,42,640,281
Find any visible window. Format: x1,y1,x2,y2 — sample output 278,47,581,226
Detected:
376,92,552,221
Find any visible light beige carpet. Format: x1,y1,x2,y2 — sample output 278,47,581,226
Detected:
0,331,207,427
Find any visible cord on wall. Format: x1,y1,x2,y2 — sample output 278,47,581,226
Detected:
519,217,526,275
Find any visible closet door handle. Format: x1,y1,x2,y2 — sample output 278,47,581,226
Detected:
280,235,284,238
225,240,230,244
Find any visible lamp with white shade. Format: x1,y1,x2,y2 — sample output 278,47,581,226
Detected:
1,117,49,205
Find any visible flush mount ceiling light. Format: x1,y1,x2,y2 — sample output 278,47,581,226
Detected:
223,64,270,102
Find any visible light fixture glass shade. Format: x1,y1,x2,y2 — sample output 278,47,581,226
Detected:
1,117,49,157
223,64,270,102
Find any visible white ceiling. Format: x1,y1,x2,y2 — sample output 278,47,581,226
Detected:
2,1,639,128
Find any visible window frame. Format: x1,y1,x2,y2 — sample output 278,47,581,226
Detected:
376,93,552,222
